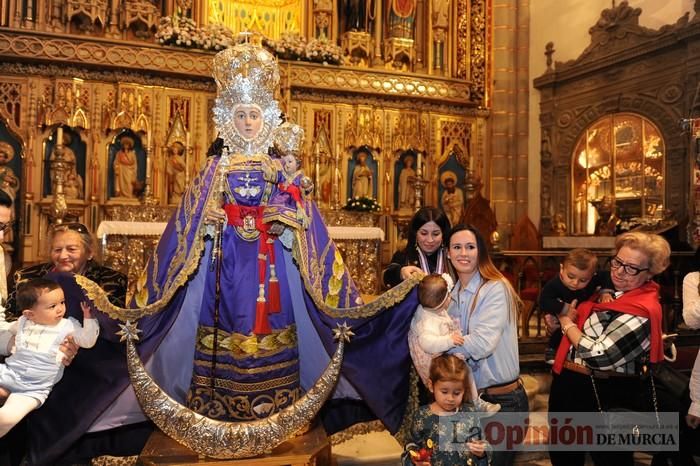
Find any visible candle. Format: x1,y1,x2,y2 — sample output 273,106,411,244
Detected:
146,155,152,178
57,126,63,145
147,131,152,150
186,132,190,148
417,152,423,173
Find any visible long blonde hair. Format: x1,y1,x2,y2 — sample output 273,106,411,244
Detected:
447,224,521,321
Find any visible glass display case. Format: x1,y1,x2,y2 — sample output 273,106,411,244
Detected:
571,113,665,234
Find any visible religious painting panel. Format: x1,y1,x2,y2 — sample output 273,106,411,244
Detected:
0,120,22,267
438,151,466,228
162,109,190,205
387,0,417,39
347,146,377,201
311,110,334,208
394,150,417,211
571,112,665,235
108,130,147,200
42,126,86,201
0,124,21,201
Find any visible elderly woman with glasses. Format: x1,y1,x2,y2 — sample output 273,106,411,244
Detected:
547,231,671,466
2,223,138,464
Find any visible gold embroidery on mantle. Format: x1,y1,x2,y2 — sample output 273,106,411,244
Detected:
187,386,301,421
194,358,299,375
191,373,299,393
196,325,298,358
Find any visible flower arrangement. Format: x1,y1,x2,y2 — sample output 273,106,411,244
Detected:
343,196,381,212
155,16,198,48
196,22,235,51
155,19,344,65
263,33,307,61
156,16,234,51
407,439,434,463
305,38,343,65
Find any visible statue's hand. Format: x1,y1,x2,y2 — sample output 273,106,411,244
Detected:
204,205,226,224
261,161,278,183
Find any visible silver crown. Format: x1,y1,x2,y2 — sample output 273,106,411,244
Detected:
212,42,282,156
273,122,304,157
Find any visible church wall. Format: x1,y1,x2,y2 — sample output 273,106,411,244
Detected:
528,0,695,230
490,0,530,243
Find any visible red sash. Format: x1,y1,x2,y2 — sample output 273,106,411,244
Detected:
552,280,663,374
223,204,280,335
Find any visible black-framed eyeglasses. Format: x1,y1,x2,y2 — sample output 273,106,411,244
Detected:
610,256,650,276
51,222,89,234
0,220,13,232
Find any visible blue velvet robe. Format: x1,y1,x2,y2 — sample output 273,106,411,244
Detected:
43,153,420,464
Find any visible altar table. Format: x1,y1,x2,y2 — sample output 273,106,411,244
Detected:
97,222,385,300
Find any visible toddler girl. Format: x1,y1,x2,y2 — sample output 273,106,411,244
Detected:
403,354,490,465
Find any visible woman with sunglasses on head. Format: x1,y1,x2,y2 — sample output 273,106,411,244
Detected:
548,231,670,466
383,207,451,289
1,223,147,465
445,224,527,466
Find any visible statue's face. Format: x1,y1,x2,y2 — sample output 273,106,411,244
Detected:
281,153,298,173
233,105,263,140
171,143,185,156
0,148,10,164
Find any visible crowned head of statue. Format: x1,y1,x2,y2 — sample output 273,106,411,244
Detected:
271,122,304,175
212,39,282,156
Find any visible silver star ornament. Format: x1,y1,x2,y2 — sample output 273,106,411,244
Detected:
333,322,355,343
117,320,142,343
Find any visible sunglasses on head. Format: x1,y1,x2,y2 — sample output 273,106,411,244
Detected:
51,222,89,234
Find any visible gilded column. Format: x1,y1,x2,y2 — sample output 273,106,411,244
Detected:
372,0,382,65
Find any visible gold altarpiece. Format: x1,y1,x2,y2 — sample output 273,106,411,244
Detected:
0,0,492,288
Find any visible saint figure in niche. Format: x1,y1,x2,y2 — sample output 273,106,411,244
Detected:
351,150,373,198
113,136,138,198
440,170,464,227
397,155,416,209
166,141,187,204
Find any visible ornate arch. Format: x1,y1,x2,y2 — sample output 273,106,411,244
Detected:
548,95,685,232
534,1,699,236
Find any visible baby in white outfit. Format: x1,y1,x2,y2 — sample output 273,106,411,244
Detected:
0,278,99,437
408,273,500,414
